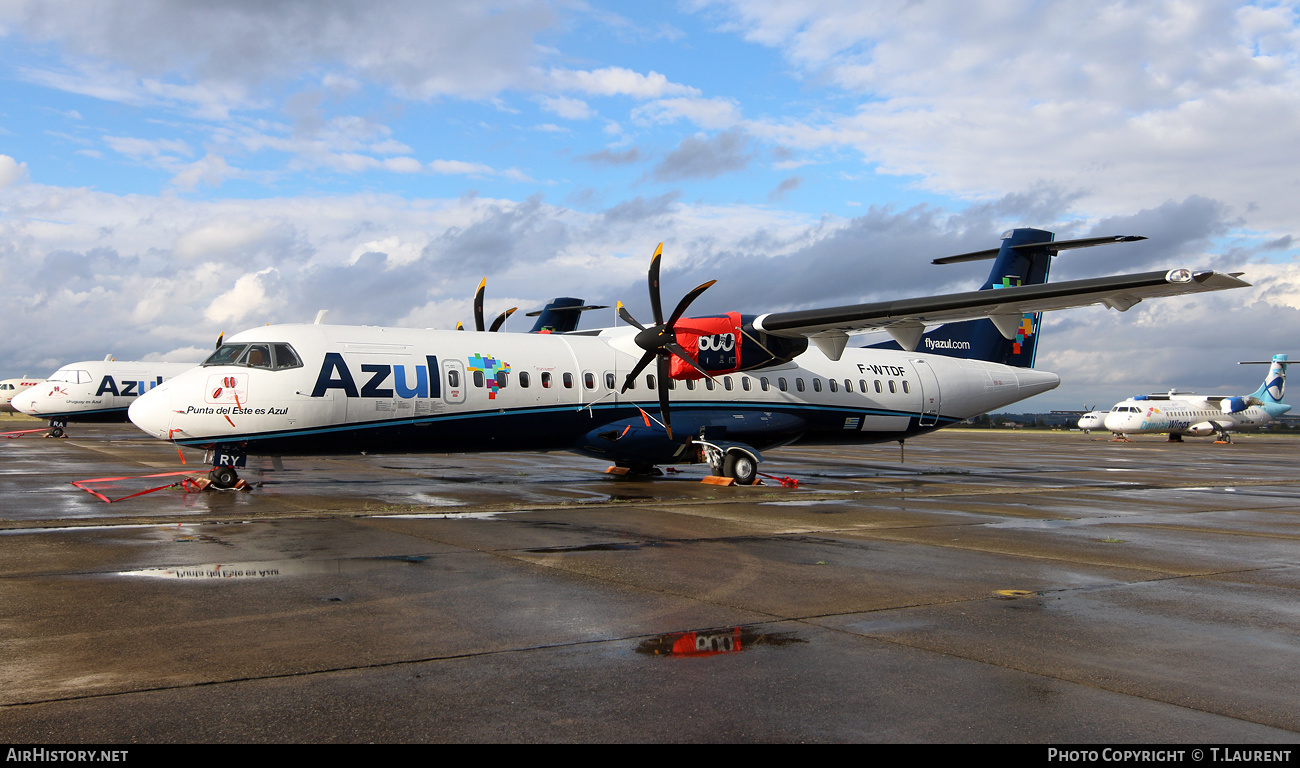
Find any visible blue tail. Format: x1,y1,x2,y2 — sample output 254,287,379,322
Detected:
1247,354,1289,415
868,228,1056,367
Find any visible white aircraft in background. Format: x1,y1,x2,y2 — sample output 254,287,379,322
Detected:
1077,407,1106,432
129,229,1249,488
1103,355,1289,442
13,355,197,437
0,376,46,414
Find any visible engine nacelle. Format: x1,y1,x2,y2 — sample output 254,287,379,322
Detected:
669,313,808,380
1187,422,1217,437
1220,396,1250,414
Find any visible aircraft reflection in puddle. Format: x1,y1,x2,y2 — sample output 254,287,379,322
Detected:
637,626,805,657
118,555,428,579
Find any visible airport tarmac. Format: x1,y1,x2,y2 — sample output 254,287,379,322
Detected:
1,420,1298,743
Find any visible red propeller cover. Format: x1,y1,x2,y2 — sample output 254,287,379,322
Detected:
669,312,743,379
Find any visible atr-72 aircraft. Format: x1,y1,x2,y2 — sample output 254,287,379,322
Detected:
129,229,1249,488
1103,355,1289,442
12,356,196,436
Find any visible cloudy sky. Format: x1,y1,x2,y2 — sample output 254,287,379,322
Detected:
1,0,1298,413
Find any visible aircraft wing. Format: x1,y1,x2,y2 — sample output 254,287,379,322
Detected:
750,268,1250,358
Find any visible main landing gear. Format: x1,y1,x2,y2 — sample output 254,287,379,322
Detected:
45,418,68,438
698,438,762,485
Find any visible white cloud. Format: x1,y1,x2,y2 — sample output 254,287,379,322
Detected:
547,66,700,98
538,95,593,120
0,155,28,187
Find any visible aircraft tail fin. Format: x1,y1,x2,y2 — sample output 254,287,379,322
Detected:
1245,354,1288,404
526,297,610,334
869,227,1058,367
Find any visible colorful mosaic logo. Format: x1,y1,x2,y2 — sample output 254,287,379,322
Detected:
1012,314,1036,355
468,354,511,399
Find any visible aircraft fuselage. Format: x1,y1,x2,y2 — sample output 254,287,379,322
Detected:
129,323,1059,465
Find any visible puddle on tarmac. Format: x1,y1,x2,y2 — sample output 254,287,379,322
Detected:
525,541,663,553
116,555,429,580
636,626,806,658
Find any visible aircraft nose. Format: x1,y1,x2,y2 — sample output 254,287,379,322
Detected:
128,388,172,439
1103,413,1123,431
9,389,40,416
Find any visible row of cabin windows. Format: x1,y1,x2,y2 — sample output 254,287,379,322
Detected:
466,369,910,396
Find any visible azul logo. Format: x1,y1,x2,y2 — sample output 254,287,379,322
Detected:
467,354,509,399
96,375,164,397
311,353,442,399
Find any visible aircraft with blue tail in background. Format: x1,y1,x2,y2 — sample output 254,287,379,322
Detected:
127,229,1250,488
1103,355,1290,442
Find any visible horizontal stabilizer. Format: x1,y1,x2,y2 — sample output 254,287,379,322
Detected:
933,235,1147,265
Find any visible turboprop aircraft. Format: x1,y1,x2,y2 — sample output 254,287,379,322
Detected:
0,376,46,414
1103,355,1289,442
129,229,1250,488
13,356,197,436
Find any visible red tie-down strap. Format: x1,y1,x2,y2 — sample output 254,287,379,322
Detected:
71,471,207,503
757,472,800,488
2,428,51,439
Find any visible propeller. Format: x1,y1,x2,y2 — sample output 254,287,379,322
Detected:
616,243,716,439
467,278,518,332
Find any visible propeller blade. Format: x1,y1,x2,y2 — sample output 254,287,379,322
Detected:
648,243,664,326
215,331,224,350
488,307,518,333
656,354,673,440
665,341,714,380
621,350,656,393
617,301,647,331
665,280,717,328
474,278,487,332
456,321,465,331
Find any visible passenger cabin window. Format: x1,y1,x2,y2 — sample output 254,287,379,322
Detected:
704,378,714,391
605,373,616,389
541,372,552,388
448,370,460,388
828,379,838,393
563,372,573,389
761,378,770,392
859,379,867,392
796,378,805,392
496,371,508,388
584,372,596,390
742,377,751,391
888,380,896,394
685,380,695,391
646,375,655,389
778,377,788,392
813,379,822,393
875,380,882,393
724,377,733,391
519,372,531,388
473,371,485,388
845,379,853,393
902,381,910,394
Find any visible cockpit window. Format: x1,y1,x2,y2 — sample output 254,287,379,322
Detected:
204,344,248,367
203,342,304,370
239,344,273,369
272,344,302,370
49,369,91,384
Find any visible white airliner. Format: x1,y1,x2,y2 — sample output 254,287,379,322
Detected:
0,376,46,414
12,356,197,436
1102,355,1289,442
128,229,1250,488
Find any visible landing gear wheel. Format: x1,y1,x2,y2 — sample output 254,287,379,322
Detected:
47,426,64,438
209,466,239,489
723,453,758,485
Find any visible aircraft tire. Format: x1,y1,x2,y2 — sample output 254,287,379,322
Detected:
724,452,758,485
209,466,239,489
47,426,64,438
